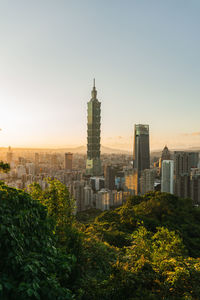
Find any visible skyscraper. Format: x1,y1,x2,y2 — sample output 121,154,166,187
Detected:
174,151,199,178
6,148,13,165
161,145,171,161
159,145,171,176
140,168,156,195
86,80,102,176
161,160,174,194
174,151,199,197
190,169,200,205
64,152,73,170
104,165,116,190
124,168,138,195
133,124,150,177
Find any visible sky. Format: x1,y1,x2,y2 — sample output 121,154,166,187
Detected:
0,0,200,151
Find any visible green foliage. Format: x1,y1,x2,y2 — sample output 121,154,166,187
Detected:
2,183,200,299
29,179,85,296
131,192,200,257
0,182,74,299
76,234,117,300
90,192,200,256
29,179,76,248
76,208,102,224
29,178,75,226
97,226,200,300
76,191,200,299
0,161,10,173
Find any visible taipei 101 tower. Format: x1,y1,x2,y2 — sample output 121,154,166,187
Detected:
86,79,102,176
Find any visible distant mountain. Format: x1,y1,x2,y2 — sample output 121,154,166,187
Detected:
0,145,130,154
1,145,199,155
60,145,131,154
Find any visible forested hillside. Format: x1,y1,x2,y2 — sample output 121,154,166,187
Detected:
1,180,200,299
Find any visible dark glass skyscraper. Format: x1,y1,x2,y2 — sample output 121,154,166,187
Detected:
133,124,150,177
174,151,199,197
86,80,102,176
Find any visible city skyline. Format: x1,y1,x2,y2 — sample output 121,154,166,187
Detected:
1,1,200,150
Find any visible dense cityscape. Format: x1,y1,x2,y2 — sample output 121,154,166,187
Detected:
1,81,200,213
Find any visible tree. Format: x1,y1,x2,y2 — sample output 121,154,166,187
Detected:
29,179,76,247
0,182,74,299
29,178,75,225
76,192,200,299
0,161,10,173
29,179,82,292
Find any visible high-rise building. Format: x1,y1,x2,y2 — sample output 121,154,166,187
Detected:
161,160,174,194
190,173,200,205
174,151,199,197
96,189,111,211
159,145,171,176
84,185,94,209
86,80,102,176
133,124,150,176
175,174,190,198
90,176,105,191
72,181,85,212
64,152,73,170
124,169,138,195
133,124,150,193
161,146,171,161
7,146,13,164
174,151,199,178
140,169,156,195
104,165,116,190
189,152,199,168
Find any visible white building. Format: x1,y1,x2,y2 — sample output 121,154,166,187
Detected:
161,160,174,194
96,189,110,211
84,185,93,208
26,163,35,175
90,176,105,191
16,165,26,179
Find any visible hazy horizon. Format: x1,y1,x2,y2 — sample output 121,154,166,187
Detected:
1,1,200,150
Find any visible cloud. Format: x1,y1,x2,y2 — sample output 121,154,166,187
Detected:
182,132,200,137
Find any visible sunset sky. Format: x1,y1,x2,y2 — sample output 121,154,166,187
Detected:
0,0,200,151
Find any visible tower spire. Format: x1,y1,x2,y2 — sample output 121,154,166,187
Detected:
91,78,97,99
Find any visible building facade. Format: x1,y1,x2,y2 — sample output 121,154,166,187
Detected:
133,124,150,176
104,165,116,190
124,168,138,195
161,160,174,194
174,151,199,197
161,145,171,161
190,173,200,205
140,168,156,195
86,80,102,176
174,151,199,178
133,124,150,193
64,152,73,170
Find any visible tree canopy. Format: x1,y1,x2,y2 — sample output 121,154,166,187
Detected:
0,161,10,173
76,191,200,299
0,182,74,299
1,181,200,299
